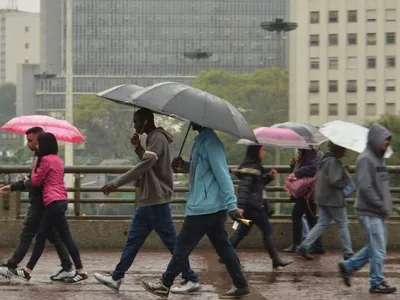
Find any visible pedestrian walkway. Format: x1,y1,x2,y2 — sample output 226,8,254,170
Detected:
0,249,399,299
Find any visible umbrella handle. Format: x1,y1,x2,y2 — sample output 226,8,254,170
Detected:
178,123,191,158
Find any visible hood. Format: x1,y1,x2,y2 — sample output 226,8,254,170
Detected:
367,124,392,157
319,152,334,167
149,127,174,144
232,162,262,180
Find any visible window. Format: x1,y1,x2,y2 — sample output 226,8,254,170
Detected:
367,33,376,45
366,9,377,22
309,104,319,116
347,33,357,45
310,11,319,24
329,57,338,69
386,32,396,44
328,104,338,116
347,80,357,92
309,34,319,46
24,59,29,64
367,56,376,68
386,9,396,21
366,80,376,92
328,80,338,92
348,10,357,22
24,43,29,49
386,79,396,91
366,103,377,116
329,34,338,46
385,103,396,114
24,26,29,32
310,57,320,69
329,11,338,23
347,103,357,116
386,56,396,68
309,81,319,93
347,56,357,69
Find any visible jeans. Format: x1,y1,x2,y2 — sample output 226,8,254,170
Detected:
302,215,310,238
27,200,83,270
7,200,72,270
162,210,247,289
300,206,353,255
343,215,388,288
112,203,198,282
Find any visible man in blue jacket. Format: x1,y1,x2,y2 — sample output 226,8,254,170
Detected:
141,123,249,299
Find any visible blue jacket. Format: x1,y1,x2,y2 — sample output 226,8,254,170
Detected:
184,129,237,216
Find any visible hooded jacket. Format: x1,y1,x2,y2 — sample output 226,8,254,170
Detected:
315,153,347,207
112,127,174,207
355,124,393,218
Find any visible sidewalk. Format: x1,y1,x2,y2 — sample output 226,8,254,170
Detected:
0,249,399,299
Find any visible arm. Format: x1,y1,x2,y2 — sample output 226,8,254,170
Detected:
30,158,51,187
294,163,317,178
135,146,145,159
10,178,28,192
327,159,347,189
262,168,274,186
236,175,253,210
207,137,237,212
356,157,382,208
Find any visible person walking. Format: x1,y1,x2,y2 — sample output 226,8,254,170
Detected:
141,123,250,299
6,132,88,283
297,142,353,260
0,127,73,281
94,108,200,293
338,124,396,294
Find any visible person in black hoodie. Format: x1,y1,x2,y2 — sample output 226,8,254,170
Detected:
220,145,292,269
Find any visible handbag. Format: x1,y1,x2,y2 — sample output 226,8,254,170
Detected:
284,175,317,200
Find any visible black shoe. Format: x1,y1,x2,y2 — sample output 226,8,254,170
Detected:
338,262,351,287
141,279,170,298
343,253,353,261
9,268,31,282
62,272,88,284
218,257,224,264
283,244,298,253
50,268,75,281
220,287,250,299
272,258,293,269
369,282,397,294
297,247,314,261
309,248,325,255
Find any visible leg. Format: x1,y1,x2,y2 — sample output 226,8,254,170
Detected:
230,223,252,249
47,227,73,271
302,215,310,239
299,206,331,252
330,207,353,258
285,197,306,252
305,200,324,253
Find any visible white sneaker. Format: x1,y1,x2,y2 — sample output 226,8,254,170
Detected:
0,267,13,279
170,280,200,294
50,268,75,281
93,272,122,292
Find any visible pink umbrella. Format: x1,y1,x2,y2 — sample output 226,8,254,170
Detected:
237,126,310,149
1,115,85,143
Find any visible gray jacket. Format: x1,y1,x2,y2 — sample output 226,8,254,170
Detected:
112,128,174,207
315,154,347,207
355,124,393,218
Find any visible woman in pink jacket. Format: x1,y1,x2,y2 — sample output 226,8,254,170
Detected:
9,132,88,283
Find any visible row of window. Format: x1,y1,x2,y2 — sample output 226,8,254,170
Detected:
310,32,396,46
310,56,396,70
309,79,396,93
310,9,396,24
309,103,394,117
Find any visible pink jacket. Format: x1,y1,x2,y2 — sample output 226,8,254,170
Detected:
31,154,67,206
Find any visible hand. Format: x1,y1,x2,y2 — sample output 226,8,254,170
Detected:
0,185,11,194
287,173,297,181
228,209,243,222
171,157,184,171
343,164,350,172
101,183,117,195
290,158,296,166
130,133,141,149
269,169,278,179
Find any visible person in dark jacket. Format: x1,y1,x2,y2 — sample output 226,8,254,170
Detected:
0,127,73,281
220,145,293,269
297,142,353,261
284,148,324,254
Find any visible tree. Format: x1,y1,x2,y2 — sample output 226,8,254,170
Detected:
0,83,16,125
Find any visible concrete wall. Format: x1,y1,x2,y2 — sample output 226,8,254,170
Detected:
16,63,40,116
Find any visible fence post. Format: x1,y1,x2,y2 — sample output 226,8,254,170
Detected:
0,174,18,220
74,173,81,216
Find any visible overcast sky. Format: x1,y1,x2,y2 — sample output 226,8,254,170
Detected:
0,0,39,12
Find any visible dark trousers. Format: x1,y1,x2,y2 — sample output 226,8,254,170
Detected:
26,201,82,270
162,210,248,289
7,201,72,270
112,203,198,282
292,197,323,248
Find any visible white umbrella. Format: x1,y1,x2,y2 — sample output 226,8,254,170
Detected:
319,120,393,158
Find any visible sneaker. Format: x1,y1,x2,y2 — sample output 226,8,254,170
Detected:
297,247,314,261
338,262,351,287
0,266,13,279
141,279,170,298
62,272,88,284
220,287,250,299
8,268,31,282
93,273,122,292
170,280,200,294
50,268,75,281
283,244,298,253
369,282,397,294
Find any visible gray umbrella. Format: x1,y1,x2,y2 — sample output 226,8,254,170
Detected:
97,84,144,107
272,122,327,145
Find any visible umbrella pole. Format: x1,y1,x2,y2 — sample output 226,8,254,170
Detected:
178,122,191,157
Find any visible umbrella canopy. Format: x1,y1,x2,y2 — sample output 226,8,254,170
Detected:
319,120,393,158
272,122,327,145
1,115,85,143
105,81,256,142
237,127,310,149
97,84,143,106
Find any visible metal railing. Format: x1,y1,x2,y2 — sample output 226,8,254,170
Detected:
1,165,400,220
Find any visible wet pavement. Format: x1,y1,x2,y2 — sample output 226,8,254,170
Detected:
0,249,399,299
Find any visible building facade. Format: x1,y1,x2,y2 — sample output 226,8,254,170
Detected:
289,0,400,126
